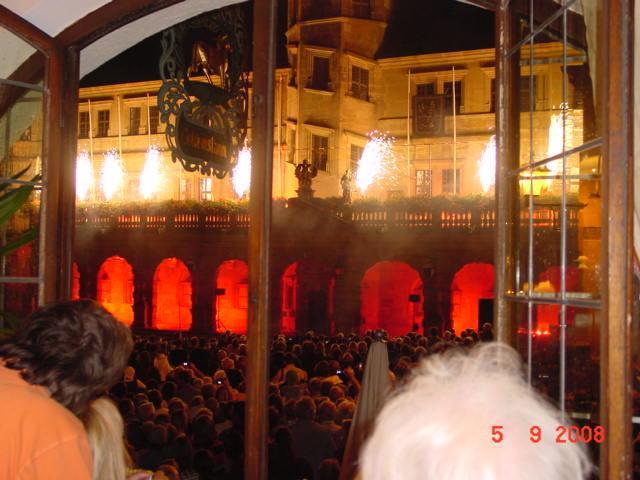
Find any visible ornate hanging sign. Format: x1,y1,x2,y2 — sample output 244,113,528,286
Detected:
158,6,249,178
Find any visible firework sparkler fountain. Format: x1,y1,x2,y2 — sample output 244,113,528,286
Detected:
100,149,125,201
477,135,496,194
354,131,397,196
232,144,252,198
139,146,164,199
76,150,94,202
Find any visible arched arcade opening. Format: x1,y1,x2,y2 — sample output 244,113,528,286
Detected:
214,259,248,333
97,256,134,326
360,261,424,336
450,263,494,333
152,258,192,331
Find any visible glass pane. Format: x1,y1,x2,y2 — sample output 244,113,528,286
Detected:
0,87,44,179
0,187,41,323
0,26,46,82
516,171,561,302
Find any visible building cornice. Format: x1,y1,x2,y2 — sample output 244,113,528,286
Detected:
286,16,386,37
78,68,292,98
377,42,584,70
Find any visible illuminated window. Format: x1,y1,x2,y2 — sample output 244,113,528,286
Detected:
519,75,536,112
311,134,329,171
180,178,191,200
310,56,330,91
415,169,432,197
129,107,141,135
442,168,461,195
149,106,160,134
78,111,89,138
416,83,435,97
97,110,110,137
288,128,296,164
443,80,462,115
351,65,369,101
350,144,363,173
200,177,213,201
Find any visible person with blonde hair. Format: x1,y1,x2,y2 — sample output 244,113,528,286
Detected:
83,397,131,480
361,343,592,480
84,397,162,480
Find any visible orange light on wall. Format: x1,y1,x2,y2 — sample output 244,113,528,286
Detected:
152,258,192,331
97,256,134,326
214,259,248,333
450,263,494,333
281,262,298,334
72,262,80,300
360,261,424,336
519,167,552,196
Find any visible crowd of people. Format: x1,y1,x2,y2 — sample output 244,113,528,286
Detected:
1,300,597,480
112,324,495,479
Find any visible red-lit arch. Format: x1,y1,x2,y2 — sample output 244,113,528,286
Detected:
97,256,134,326
281,262,298,333
451,263,494,332
72,262,80,300
360,261,423,336
152,258,192,331
214,260,248,333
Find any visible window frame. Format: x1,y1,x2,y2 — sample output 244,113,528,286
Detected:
494,1,634,477
129,106,141,135
310,134,329,172
350,64,370,101
78,110,90,138
97,109,110,137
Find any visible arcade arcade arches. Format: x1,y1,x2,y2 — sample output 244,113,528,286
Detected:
96,256,134,326
360,261,424,336
214,259,249,333
152,258,192,331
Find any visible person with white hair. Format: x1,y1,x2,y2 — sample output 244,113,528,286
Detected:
361,343,592,480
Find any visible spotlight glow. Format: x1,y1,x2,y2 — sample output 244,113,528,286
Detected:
547,112,564,174
232,146,252,198
76,150,93,202
100,149,124,201
140,146,163,199
354,131,396,194
477,135,496,193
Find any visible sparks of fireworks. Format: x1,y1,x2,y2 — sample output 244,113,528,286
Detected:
232,145,252,198
76,150,93,202
478,135,496,193
354,131,396,194
100,149,124,201
546,103,569,175
140,146,163,199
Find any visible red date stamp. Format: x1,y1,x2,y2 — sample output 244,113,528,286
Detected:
491,425,605,444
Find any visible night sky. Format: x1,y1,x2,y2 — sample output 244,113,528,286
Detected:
80,0,494,88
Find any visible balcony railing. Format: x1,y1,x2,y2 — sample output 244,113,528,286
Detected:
74,206,579,232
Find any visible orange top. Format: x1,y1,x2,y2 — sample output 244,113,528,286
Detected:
0,364,92,480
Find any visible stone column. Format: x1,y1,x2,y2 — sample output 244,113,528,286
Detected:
190,263,213,334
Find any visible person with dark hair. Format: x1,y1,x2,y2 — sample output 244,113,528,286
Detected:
0,299,133,479
290,396,336,477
